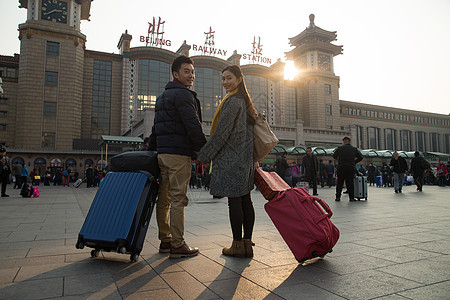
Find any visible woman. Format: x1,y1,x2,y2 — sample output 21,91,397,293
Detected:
436,160,448,187
198,65,257,258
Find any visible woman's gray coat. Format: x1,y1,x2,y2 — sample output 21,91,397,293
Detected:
197,95,254,198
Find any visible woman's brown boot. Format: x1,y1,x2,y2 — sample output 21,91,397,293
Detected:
222,240,245,257
243,239,255,257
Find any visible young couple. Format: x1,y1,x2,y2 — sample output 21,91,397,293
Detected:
150,56,256,259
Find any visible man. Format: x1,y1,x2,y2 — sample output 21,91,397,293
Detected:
333,137,363,202
149,55,206,258
367,163,377,186
410,151,428,192
390,151,408,193
302,147,319,195
12,162,23,189
325,160,335,188
275,152,290,186
0,148,11,197
318,159,326,188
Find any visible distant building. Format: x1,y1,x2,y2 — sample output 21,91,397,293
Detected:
0,1,449,175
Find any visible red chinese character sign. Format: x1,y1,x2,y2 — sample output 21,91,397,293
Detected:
140,16,172,47
192,26,228,57
242,36,272,65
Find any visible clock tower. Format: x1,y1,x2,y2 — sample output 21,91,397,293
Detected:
15,0,92,149
286,14,343,131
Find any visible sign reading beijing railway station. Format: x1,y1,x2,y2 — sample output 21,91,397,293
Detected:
139,19,272,65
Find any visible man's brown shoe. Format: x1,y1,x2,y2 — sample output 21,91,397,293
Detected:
159,241,171,253
169,243,199,259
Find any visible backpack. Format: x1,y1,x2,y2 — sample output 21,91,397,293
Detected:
32,186,40,198
20,184,34,198
63,170,68,176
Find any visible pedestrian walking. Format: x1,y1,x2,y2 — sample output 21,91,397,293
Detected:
389,151,408,193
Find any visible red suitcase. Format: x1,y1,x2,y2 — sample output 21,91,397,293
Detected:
265,187,339,263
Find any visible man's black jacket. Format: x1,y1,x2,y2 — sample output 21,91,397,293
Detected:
149,81,206,157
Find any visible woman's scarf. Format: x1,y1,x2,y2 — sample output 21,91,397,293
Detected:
210,87,239,135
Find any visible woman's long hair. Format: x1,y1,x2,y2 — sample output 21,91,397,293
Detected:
222,65,257,124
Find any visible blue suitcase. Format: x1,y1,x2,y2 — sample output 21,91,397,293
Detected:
76,171,158,262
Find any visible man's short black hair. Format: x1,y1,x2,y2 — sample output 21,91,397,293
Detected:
172,55,194,75
343,136,351,142
0,148,5,153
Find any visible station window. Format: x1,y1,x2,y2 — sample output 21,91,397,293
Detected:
45,71,58,86
324,84,331,94
46,41,60,56
326,105,332,115
43,102,57,116
0,111,7,118
0,124,6,131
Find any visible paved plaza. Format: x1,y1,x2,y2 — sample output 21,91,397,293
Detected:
0,181,449,299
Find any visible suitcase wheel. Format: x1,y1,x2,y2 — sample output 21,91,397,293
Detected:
117,246,127,254
91,249,100,258
76,241,84,249
130,253,139,262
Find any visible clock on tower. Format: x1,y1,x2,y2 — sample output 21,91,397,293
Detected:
41,0,68,24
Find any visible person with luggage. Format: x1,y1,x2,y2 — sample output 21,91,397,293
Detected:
410,151,426,191
367,163,377,186
436,160,448,187
332,136,363,202
149,55,207,258
12,162,23,189
0,148,11,197
198,65,257,258
325,160,335,188
390,151,408,193
302,147,319,196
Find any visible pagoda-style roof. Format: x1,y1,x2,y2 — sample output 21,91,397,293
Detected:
286,14,343,59
289,14,338,46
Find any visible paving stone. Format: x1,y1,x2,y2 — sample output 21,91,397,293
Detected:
313,253,397,275
380,255,450,285
242,263,339,290
63,272,117,296
14,260,110,282
121,288,181,299
0,255,65,269
363,245,442,263
314,269,423,299
0,267,19,283
111,261,168,294
205,276,282,300
271,282,346,299
161,271,219,299
0,277,63,299
398,280,450,299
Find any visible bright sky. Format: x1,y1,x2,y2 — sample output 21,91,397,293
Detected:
1,0,450,115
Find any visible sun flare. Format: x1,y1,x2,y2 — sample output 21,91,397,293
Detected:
284,61,299,80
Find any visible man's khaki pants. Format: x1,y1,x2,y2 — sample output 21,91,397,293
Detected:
156,154,192,248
